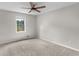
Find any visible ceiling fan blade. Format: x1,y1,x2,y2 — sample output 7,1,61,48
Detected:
29,2,33,7
35,9,40,13
36,6,46,9
33,4,36,8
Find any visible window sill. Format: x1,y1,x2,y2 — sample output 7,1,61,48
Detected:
16,31,26,33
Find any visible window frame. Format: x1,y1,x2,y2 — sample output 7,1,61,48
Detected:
16,16,26,33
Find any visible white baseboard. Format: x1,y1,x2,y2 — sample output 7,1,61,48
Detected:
41,38,79,52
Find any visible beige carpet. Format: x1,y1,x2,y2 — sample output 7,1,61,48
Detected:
0,39,79,56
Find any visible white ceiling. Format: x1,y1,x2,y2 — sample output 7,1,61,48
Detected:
0,2,77,15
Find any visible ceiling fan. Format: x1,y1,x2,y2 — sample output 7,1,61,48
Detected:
21,2,46,13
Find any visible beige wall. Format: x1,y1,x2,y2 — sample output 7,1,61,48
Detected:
0,10,37,44
37,3,79,50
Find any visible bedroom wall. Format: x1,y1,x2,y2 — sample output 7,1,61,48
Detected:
37,3,79,50
0,10,37,44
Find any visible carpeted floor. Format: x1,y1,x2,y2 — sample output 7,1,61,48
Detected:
0,39,79,56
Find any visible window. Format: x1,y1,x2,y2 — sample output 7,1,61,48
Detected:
16,18,25,32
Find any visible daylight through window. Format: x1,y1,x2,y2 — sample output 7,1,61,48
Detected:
16,18,24,32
